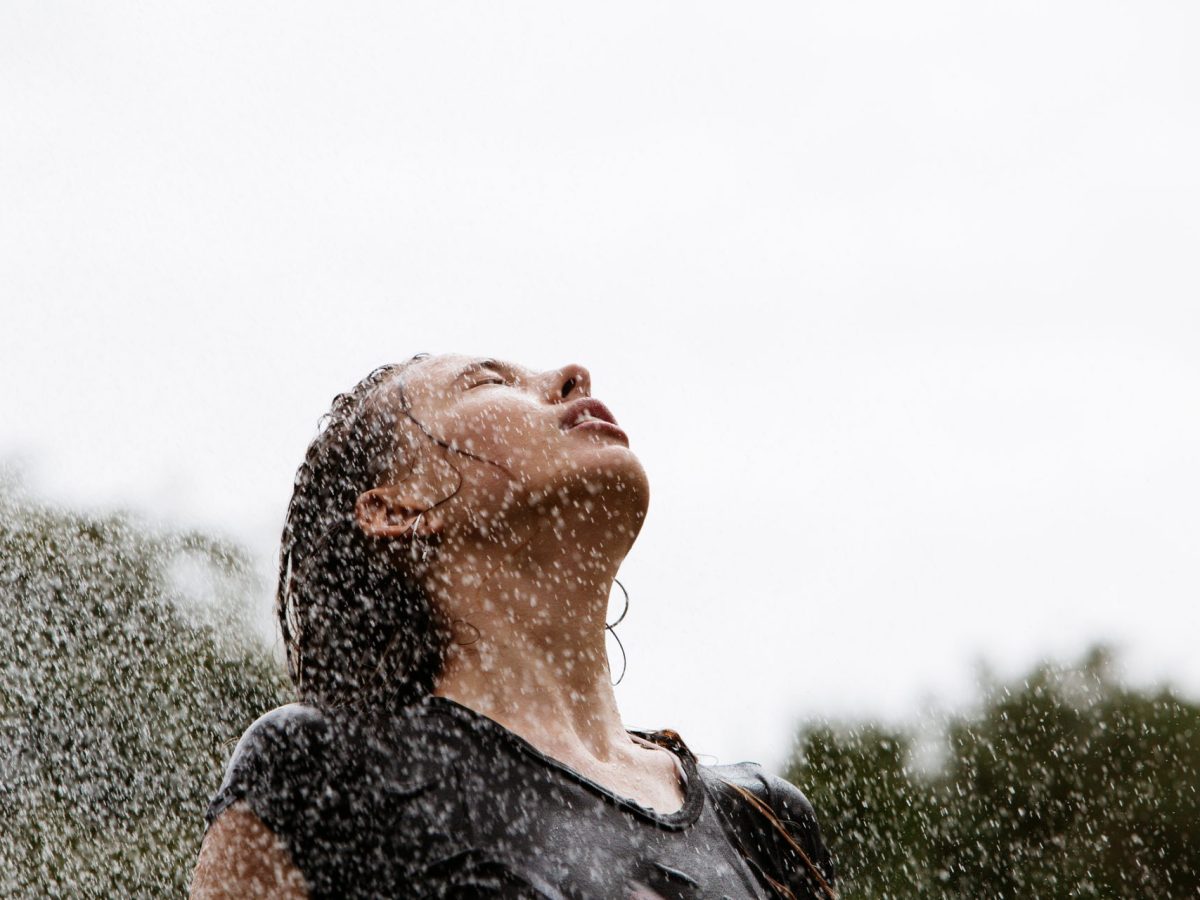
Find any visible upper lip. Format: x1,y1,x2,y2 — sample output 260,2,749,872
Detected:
561,397,620,430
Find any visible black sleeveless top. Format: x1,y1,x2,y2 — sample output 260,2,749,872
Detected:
205,697,835,899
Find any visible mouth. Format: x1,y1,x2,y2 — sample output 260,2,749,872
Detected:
561,398,629,445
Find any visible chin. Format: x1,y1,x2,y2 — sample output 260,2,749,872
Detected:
578,441,648,493
528,446,650,524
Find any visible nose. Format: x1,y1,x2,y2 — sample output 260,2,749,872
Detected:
548,364,591,402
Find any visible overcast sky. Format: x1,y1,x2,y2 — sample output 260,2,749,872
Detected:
3,1,1199,769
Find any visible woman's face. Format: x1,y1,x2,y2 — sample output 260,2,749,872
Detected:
378,354,649,540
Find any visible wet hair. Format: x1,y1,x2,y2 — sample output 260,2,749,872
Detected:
276,358,449,709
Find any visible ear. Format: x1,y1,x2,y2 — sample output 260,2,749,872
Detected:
355,487,444,540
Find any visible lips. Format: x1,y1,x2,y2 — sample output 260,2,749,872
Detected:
561,398,620,430
560,398,628,445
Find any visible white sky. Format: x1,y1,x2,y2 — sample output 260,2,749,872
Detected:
3,1,1199,770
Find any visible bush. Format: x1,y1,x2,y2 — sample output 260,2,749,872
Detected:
787,648,1200,898
0,484,289,896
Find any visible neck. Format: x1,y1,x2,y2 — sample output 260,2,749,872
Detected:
425,505,637,762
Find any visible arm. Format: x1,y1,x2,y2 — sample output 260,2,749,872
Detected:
190,801,309,899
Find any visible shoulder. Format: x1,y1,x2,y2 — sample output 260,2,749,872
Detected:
206,703,340,830
700,761,836,898
220,703,337,785
703,761,820,830
205,702,469,895
226,703,335,760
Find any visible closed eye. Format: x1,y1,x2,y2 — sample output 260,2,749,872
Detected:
469,377,505,389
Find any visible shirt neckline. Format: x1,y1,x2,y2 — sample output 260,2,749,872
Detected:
421,694,706,830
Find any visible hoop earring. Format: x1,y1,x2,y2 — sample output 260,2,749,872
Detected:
606,578,630,686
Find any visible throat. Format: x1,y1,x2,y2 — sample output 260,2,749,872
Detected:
432,634,687,814
434,638,625,760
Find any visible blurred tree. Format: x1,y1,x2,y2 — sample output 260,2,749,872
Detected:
789,722,936,897
0,481,289,896
787,648,1200,898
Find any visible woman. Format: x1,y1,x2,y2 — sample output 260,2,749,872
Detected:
192,353,836,899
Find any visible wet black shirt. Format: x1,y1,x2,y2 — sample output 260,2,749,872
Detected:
205,697,835,899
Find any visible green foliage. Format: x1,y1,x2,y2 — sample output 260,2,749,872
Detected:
787,649,1200,898
0,484,290,896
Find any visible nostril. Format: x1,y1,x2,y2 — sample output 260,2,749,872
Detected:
561,377,576,399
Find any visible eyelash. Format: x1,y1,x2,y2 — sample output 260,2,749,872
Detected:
470,377,505,389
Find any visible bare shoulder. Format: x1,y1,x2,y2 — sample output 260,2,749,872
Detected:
191,801,309,899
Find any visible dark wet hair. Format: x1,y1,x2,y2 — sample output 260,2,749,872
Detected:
276,358,449,709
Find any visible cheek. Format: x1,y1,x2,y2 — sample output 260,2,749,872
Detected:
424,398,566,478
470,409,560,460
